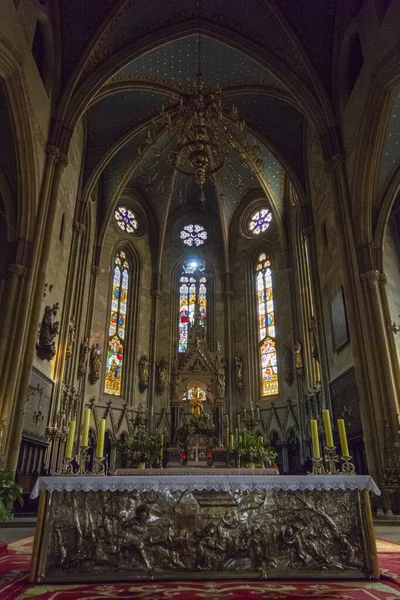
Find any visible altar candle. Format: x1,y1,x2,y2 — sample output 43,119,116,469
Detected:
225,414,229,428
322,410,334,447
235,428,238,441
230,434,234,449
337,419,349,457
243,409,247,420
257,408,261,420
65,421,76,459
96,419,106,457
226,428,229,445
237,414,241,431
80,408,91,447
160,433,164,458
238,436,243,444
243,429,247,441
310,420,320,459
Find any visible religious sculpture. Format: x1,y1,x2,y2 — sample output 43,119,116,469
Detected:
65,316,75,358
235,356,244,394
156,357,168,395
36,302,60,361
89,343,102,384
190,386,204,419
215,355,226,398
77,337,90,377
170,359,180,398
138,355,149,393
294,341,303,375
281,344,293,385
309,316,319,362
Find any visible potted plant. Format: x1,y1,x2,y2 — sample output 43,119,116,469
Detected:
233,432,277,468
118,431,162,469
0,469,23,521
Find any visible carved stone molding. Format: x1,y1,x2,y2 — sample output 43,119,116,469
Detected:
379,273,388,286
91,265,101,276
324,153,345,174
46,145,60,161
360,270,380,287
6,263,29,279
73,221,85,235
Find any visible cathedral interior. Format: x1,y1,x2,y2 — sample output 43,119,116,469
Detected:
0,0,400,515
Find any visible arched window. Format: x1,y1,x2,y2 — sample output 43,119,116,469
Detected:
104,250,129,395
256,253,278,396
179,261,207,352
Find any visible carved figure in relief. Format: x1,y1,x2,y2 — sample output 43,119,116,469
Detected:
89,343,102,384
156,357,168,395
235,356,244,394
215,356,226,398
190,387,203,419
77,337,90,377
65,316,75,357
281,344,293,385
36,303,60,361
138,355,149,393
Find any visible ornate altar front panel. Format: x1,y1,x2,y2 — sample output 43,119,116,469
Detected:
30,474,379,582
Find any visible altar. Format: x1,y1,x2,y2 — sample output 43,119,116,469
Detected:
29,472,380,583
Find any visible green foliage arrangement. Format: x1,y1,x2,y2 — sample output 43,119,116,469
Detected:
0,469,23,520
233,431,277,467
118,430,163,467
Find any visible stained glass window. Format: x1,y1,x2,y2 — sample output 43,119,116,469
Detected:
179,262,207,352
114,206,138,234
180,224,208,247
104,250,129,395
256,252,278,396
249,208,272,235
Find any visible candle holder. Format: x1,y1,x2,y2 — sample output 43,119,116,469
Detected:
324,446,339,475
76,446,89,475
340,455,356,475
91,456,107,475
60,458,74,475
309,456,326,474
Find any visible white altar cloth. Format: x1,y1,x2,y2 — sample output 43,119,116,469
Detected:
31,472,380,498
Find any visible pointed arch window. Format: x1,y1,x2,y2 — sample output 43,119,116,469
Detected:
104,250,129,395
256,253,278,396
179,261,207,353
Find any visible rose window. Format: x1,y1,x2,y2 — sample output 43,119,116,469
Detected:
249,208,272,234
180,224,208,247
114,206,138,234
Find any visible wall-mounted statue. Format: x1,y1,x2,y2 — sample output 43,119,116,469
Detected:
89,343,102,384
294,341,304,376
156,357,168,395
65,316,75,358
281,344,293,385
36,303,60,361
309,316,320,363
77,337,90,377
215,355,226,398
138,355,149,393
170,359,180,399
235,356,244,394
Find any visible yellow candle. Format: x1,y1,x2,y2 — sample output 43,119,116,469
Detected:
230,434,234,449
337,419,349,457
81,408,91,447
96,418,105,457
322,410,334,447
235,428,238,441
65,421,76,459
238,435,243,444
310,420,320,459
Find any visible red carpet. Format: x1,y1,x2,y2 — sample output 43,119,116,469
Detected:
0,537,399,599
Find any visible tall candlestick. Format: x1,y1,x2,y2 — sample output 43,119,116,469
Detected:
310,420,320,459
337,419,349,457
226,427,229,446
322,410,334,447
65,421,76,459
96,419,105,458
81,408,91,447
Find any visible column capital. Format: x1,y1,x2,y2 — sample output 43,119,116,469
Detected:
302,225,314,238
91,265,101,275
360,269,380,287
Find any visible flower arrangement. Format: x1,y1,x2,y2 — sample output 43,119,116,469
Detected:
233,432,277,467
118,430,163,468
0,469,23,520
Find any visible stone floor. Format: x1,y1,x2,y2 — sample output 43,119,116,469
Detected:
0,520,399,545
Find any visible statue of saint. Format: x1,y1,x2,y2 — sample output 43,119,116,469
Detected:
294,341,303,371
138,355,149,393
66,316,75,357
309,317,319,362
156,357,168,395
235,356,244,394
36,303,60,361
190,387,203,419
215,355,226,398
78,337,90,377
89,343,102,384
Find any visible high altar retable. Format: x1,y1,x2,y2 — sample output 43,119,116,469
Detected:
29,471,380,582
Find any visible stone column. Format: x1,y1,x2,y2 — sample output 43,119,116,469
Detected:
378,273,400,401
170,400,180,446
223,272,234,429
148,272,162,431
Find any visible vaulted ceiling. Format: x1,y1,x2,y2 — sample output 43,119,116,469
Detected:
55,0,339,237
